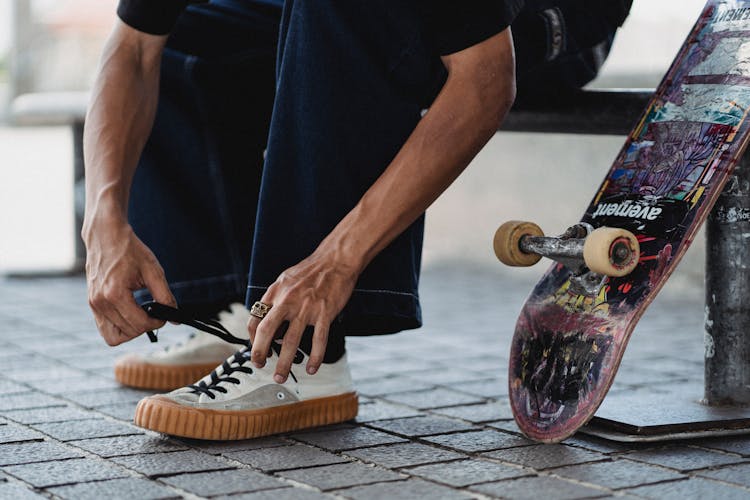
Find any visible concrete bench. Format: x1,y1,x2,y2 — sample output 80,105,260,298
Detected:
10,92,89,127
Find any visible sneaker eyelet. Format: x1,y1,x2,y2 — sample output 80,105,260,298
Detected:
276,392,286,400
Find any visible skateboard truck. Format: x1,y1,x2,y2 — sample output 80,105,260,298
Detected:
494,221,640,296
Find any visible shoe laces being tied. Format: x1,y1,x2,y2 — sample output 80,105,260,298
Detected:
142,301,249,345
141,301,305,399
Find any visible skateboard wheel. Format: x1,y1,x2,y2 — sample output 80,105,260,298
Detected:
494,221,544,267
583,227,640,277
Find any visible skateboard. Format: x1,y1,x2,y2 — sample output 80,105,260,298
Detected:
495,0,750,443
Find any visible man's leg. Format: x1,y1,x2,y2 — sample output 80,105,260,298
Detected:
134,0,450,440
128,1,280,311
248,0,447,337
115,1,281,390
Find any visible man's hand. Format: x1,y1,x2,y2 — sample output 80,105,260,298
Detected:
82,21,170,345
84,220,176,346
248,248,359,381
248,28,517,382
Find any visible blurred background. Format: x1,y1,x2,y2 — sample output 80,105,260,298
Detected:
0,0,116,272
0,0,708,298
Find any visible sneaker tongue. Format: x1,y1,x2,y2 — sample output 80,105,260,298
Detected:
216,303,251,340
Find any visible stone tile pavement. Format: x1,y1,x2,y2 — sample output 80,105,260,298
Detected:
0,262,749,499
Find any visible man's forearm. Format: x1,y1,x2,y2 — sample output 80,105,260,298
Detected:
316,30,517,274
82,22,167,237
81,22,177,345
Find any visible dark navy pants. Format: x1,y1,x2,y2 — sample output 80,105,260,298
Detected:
129,0,616,335
131,0,441,335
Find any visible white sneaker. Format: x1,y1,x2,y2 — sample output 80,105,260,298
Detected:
134,345,358,440
114,303,250,391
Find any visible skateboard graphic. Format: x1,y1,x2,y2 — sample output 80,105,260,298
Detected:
495,0,750,443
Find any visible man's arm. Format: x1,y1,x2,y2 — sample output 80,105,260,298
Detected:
82,20,176,346
249,29,517,381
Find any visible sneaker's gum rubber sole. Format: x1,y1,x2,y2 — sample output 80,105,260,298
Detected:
114,360,219,391
134,392,359,440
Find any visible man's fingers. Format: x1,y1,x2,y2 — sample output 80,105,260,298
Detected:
106,305,140,340
93,315,119,346
274,319,306,384
247,316,260,344
140,262,177,326
142,263,177,308
307,320,330,375
93,306,135,346
250,306,283,368
248,289,277,344
96,284,152,336
101,323,128,346
120,295,165,332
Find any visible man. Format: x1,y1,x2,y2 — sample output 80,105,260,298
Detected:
83,0,632,440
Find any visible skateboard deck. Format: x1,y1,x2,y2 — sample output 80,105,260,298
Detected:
508,0,750,443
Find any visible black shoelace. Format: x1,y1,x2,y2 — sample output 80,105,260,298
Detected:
142,301,305,399
188,348,254,399
142,301,248,345
187,345,305,399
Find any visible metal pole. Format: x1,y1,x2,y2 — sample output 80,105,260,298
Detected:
705,155,750,406
73,121,86,271
10,0,33,99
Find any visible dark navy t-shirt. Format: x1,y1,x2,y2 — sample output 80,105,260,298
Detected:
116,0,525,55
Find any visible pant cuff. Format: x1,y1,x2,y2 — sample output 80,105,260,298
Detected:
135,273,247,308
246,286,422,337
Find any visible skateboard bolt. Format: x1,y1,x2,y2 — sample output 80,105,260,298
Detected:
611,240,632,266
